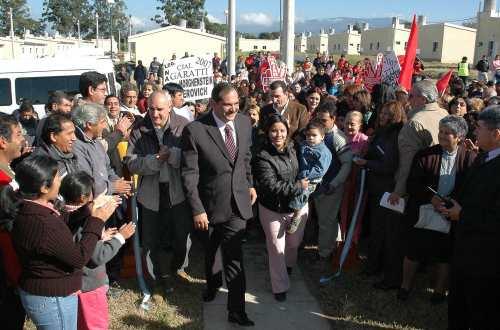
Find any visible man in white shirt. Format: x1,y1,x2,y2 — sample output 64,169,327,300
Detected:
120,83,143,117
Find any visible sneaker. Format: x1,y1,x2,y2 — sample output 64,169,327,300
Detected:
287,215,302,234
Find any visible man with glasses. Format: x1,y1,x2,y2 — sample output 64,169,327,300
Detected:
388,80,449,205
79,71,108,105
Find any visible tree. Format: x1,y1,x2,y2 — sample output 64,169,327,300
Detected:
0,0,45,36
42,0,93,37
204,16,226,37
92,0,129,39
153,0,205,28
462,20,478,29
258,32,280,40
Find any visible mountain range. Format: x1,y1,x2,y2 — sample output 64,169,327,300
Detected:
237,16,399,35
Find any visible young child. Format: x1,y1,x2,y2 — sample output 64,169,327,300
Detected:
344,111,369,156
288,121,332,234
59,172,135,330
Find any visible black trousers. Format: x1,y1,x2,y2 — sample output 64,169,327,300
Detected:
448,269,500,330
204,214,247,313
365,192,405,286
0,286,25,330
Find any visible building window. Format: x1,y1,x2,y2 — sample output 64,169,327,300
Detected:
253,46,258,50
357,44,360,51
349,43,353,46
488,41,494,57
376,42,380,50
433,41,439,52
370,43,373,50
478,41,483,47
396,41,401,45
262,46,267,50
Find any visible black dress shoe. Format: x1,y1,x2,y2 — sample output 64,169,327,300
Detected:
287,267,293,275
373,280,399,291
397,288,410,301
202,288,218,302
274,292,287,302
430,292,446,305
228,311,255,326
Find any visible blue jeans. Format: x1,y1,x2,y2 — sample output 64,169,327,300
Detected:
19,288,78,330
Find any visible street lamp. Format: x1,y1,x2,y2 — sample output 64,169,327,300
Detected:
224,9,228,59
107,0,115,60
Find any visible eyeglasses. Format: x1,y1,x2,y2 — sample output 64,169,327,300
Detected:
94,87,107,93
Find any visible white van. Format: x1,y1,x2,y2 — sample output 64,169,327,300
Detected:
0,55,117,118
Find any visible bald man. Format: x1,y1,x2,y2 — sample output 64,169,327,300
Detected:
125,91,193,290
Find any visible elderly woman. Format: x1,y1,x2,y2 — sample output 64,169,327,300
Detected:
252,114,309,302
398,115,476,304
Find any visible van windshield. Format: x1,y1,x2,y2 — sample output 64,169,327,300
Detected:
0,79,12,106
15,76,80,105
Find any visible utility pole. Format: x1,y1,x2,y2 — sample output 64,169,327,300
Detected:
96,13,99,48
77,20,81,47
9,7,15,59
228,0,236,76
118,30,121,53
107,0,115,60
283,0,295,73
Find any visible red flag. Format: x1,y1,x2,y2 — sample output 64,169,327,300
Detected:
436,69,453,95
398,15,418,91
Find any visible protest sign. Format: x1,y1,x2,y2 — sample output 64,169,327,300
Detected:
260,56,288,92
363,53,384,92
381,51,401,87
163,56,214,101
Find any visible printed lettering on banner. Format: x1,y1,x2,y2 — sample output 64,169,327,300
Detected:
363,53,384,92
163,56,214,101
260,56,288,92
381,51,401,87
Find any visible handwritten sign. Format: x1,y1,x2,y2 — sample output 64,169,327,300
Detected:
260,56,288,92
381,51,401,87
163,56,214,101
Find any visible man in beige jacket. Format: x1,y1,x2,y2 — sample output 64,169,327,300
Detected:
388,80,449,204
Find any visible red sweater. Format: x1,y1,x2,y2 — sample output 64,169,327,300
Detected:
12,201,104,296
0,169,22,287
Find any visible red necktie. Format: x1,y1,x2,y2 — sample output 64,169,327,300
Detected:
224,124,237,162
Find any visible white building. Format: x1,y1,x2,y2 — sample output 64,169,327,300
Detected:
360,17,410,56
328,25,362,55
307,29,328,54
418,16,476,64
238,37,280,52
128,23,226,64
294,33,308,53
0,30,116,60
474,0,500,62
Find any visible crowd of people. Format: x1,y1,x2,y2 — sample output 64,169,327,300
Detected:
0,50,499,330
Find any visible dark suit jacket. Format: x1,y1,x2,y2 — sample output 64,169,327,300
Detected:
453,154,500,278
259,100,309,139
181,112,254,224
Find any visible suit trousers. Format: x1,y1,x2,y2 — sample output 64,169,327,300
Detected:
448,270,500,330
141,197,193,279
313,186,344,258
259,204,308,294
204,213,247,313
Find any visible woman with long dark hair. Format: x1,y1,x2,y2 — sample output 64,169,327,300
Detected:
1,155,118,329
252,115,309,302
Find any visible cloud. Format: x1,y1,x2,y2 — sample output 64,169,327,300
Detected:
206,13,222,24
130,16,146,28
239,12,273,26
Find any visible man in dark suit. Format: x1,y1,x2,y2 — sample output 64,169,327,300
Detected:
181,83,257,327
259,80,309,140
439,106,500,329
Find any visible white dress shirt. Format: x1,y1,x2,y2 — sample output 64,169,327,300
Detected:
173,105,195,122
212,112,237,144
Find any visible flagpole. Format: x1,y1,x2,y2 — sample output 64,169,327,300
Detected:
96,13,99,48
9,7,15,59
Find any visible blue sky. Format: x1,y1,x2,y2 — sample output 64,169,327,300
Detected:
27,0,483,29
